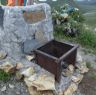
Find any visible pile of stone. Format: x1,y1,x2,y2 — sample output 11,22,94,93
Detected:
0,3,89,95
0,50,89,95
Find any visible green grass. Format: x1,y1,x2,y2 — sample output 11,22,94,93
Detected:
54,29,96,54
77,30,96,48
0,70,11,81
84,11,96,29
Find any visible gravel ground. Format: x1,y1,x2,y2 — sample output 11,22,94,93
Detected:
79,69,96,95
0,76,29,95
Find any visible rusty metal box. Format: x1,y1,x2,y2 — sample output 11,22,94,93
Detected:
35,40,79,82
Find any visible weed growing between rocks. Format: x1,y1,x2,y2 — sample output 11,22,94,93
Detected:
0,70,11,81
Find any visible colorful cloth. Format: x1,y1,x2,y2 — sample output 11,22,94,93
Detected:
7,0,15,6
24,0,27,6
18,0,24,6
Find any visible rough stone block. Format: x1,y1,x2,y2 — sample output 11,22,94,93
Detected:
0,3,53,59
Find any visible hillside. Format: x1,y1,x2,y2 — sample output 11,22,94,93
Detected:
76,0,96,28
39,0,80,9
79,5,96,13
84,11,96,29
40,0,96,13
76,1,96,13
77,0,96,5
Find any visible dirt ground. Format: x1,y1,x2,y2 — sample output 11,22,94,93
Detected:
77,48,96,95
79,68,96,95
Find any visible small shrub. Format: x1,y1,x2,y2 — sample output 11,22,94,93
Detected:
52,4,84,37
0,70,11,81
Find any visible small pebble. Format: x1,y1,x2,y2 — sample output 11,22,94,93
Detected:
1,86,6,92
9,84,15,89
16,91,20,95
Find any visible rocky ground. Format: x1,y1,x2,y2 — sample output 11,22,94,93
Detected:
0,76,29,95
0,47,96,95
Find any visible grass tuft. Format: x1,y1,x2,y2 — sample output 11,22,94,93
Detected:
0,70,11,81
77,30,96,49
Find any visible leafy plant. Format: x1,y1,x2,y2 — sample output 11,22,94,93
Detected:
52,4,84,37
0,70,11,81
